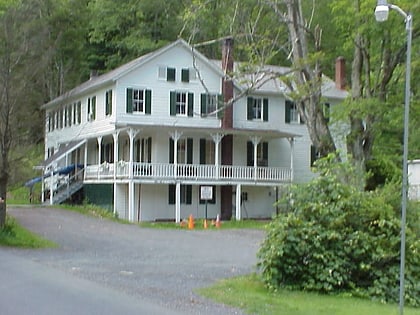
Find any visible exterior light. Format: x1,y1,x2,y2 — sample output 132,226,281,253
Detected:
375,0,390,22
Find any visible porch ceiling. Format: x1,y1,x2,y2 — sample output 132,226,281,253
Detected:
37,139,86,170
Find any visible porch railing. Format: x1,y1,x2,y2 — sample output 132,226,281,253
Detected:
85,162,292,184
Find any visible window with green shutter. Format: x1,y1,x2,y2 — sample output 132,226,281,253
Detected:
201,93,220,117
247,97,268,121
105,90,112,116
126,88,151,114
181,69,189,82
167,67,176,81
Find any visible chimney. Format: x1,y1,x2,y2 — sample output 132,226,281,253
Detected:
222,37,234,129
335,57,346,90
220,37,234,220
90,70,99,80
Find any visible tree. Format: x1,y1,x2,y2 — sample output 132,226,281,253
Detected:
0,1,50,226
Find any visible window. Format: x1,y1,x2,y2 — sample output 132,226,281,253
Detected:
247,97,268,121
105,90,112,116
285,100,303,124
72,103,77,125
134,137,152,163
101,143,114,163
59,108,64,129
181,68,189,82
158,66,176,81
247,141,268,166
201,94,221,118
199,139,215,165
126,88,151,114
169,138,193,164
87,96,96,121
170,91,193,117
168,185,192,204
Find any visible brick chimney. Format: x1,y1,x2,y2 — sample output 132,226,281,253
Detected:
222,37,234,129
220,37,234,220
335,56,346,90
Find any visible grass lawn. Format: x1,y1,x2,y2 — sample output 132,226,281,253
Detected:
0,217,57,248
197,274,420,315
139,218,268,230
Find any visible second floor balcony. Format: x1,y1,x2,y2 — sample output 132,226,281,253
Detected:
84,162,292,185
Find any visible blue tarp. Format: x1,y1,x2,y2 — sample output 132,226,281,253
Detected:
24,164,83,188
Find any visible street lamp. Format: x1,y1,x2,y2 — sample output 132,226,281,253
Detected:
375,1,412,315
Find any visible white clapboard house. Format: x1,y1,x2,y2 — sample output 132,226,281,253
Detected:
38,38,348,222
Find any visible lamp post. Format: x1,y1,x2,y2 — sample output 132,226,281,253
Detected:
375,1,412,315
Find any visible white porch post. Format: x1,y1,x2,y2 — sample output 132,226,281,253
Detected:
170,131,183,177
211,133,224,178
175,182,181,223
97,136,103,164
250,136,261,181
49,168,54,205
84,141,88,180
235,184,242,221
288,138,295,182
128,128,138,222
113,132,119,216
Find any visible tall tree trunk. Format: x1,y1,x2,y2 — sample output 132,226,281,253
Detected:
285,0,337,157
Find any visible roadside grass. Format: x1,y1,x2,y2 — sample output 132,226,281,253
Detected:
58,203,126,222
0,216,57,248
197,274,420,315
139,218,268,230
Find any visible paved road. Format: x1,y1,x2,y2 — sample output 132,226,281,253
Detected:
2,207,265,315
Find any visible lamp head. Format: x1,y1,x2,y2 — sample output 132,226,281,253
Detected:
375,0,389,22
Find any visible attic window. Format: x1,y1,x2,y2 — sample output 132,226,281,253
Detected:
158,66,176,81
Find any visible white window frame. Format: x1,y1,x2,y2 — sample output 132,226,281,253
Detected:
176,91,187,116
132,89,145,113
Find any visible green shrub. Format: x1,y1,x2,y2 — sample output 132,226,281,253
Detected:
257,155,420,307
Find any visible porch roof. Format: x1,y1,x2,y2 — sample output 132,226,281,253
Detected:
37,139,86,170
113,124,301,140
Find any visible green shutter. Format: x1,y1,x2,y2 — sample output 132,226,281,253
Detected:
186,185,192,204
147,137,152,162
168,185,175,204
187,138,193,164
247,141,253,166
263,142,268,163
181,69,189,82
169,138,174,163
201,94,207,115
199,139,206,164
247,97,253,120
167,68,176,81
92,96,96,120
126,88,133,113
145,89,152,114
310,145,317,167
187,93,193,117
170,91,176,116
285,100,292,123
263,98,268,121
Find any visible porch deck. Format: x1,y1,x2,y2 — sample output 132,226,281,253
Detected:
84,162,292,185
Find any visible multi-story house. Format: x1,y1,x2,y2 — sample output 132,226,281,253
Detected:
38,39,347,222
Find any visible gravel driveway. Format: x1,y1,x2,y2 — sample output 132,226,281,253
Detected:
7,206,266,315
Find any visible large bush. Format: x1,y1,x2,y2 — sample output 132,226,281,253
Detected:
257,156,420,306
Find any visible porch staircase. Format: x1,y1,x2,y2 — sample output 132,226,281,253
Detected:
44,180,84,206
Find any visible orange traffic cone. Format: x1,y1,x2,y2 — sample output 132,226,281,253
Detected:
188,214,194,229
215,214,221,228
203,219,208,229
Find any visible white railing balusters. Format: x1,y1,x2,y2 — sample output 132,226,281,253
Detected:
85,162,291,183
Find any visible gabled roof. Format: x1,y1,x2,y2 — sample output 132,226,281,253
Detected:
42,39,347,110
42,39,224,109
